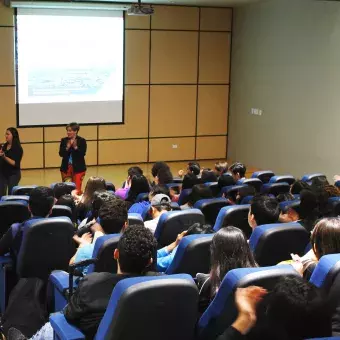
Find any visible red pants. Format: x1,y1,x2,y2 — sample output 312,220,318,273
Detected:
61,164,85,195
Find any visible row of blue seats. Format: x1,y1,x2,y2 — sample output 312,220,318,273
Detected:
48,253,340,339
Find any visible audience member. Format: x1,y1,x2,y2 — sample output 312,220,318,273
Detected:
291,217,340,280
0,186,55,259
178,161,201,178
52,183,72,200
144,194,171,233
201,169,218,184
115,166,143,199
157,223,213,272
28,225,158,339
276,192,295,203
234,186,256,204
71,199,128,274
74,177,106,222
248,195,280,232
290,180,310,195
151,161,170,180
180,184,213,210
229,162,247,182
196,227,257,313
214,161,228,177
218,174,235,191
125,175,150,208
217,276,331,340
128,185,169,217
325,184,340,198
182,173,199,190
154,168,173,186
55,194,76,222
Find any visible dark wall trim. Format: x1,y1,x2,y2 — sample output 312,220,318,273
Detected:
0,84,15,87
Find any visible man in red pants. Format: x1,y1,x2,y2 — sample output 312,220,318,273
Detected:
59,122,87,195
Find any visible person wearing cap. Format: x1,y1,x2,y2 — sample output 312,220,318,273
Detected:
144,194,172,234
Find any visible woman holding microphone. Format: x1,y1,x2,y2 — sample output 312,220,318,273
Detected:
0,127,23,196
59,122,87,195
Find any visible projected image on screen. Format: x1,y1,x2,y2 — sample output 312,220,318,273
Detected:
16,9,124,126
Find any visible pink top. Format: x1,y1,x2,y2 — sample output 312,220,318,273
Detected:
115,187,129,200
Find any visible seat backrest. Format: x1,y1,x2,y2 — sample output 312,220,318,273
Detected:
105,182,116,192
1,195,29,202
17,217,75,279
279,199,301,213
178,189,192,205
240,195,253,204
310,254,340,293
0,201,30,238
301,173,326,182
154,209,205,248
88,234,121,274
327,197,340,217
95,274,198,340
165,234,214,276
50,182,76,194
204,182,220,197
197,265,300,340
172,177,183,183
249,223,310,266
136,192,149,203
11,185,38,196
220,185,248,202
251,170,275,183
269,175,296,185
261,182,290,196
237,178,263,192
213,205,251,237
128,213,144,227
194,198,229,226
50,205,73,220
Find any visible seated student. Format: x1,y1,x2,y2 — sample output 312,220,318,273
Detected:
217,276,331,340
196,227,257,313
125,175,150,208
279,189,319,232
151,161,170,183
234,186,256,205
71,199,128,274
325,184,340,198
201,169,218,184
154,168,173,187
291,217,340,280
276,192,295,203
182,173,200,190
229,162,247,182
218,173,236,191
28,225,159,340
214,161,228,178
115,166,143,199
74,177,106,222
144,194,172,234
180,184,213,210
178,161,201,178
290,180,310,195
157,223,214,272
128,185,170,217
0,186,55,259
52,182,72,200
55,194,76,223
248,195,280,233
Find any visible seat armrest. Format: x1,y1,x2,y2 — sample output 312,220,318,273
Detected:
50,313,85,340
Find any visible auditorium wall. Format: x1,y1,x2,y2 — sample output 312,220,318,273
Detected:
229,0,340,179
0,3,232,169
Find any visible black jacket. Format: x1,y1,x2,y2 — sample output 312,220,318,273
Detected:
0,143,23,177
59,136,87,173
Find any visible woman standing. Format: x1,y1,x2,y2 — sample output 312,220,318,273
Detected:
59,122,87,195
0,128,23,196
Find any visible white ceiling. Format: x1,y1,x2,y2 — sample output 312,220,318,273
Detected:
119,0,264,7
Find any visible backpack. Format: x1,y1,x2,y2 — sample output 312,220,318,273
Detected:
1,278,48,338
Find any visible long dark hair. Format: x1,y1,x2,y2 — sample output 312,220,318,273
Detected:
7,127,21,148
126,175,150,202
210,226,257,296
